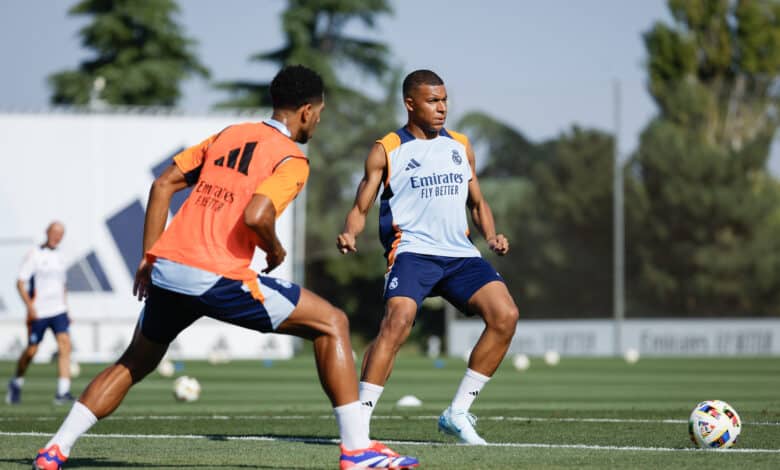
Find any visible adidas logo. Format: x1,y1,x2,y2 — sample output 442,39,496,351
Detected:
361,400,374,408
405,158,421,171
468,390,480,397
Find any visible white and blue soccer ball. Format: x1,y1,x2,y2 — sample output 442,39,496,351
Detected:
173,376,201,402
688,400,741,449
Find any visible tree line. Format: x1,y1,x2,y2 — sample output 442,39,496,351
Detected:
49,0,780,336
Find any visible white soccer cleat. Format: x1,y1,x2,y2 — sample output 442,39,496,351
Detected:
438,406,487,445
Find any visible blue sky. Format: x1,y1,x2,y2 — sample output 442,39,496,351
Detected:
0,0,671,156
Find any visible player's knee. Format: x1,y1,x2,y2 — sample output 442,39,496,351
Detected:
327,307,350,336
489,304,519,336
379,312,415,343
117,341,166,382
24,344,39,358
57,336,72,353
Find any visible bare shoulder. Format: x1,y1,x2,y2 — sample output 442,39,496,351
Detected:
366,141,388,172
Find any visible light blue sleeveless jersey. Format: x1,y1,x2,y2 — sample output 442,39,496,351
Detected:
377,127,481,263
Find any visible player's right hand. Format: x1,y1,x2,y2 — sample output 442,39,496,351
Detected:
133,258,153,301
25,306,37,324
263,246,286,273
337,233,357,254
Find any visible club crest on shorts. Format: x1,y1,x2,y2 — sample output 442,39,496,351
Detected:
451,149,462,165
388,276,399,290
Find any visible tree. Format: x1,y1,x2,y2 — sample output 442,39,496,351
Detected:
216,0,392,108
644,0,780,150
218,0,398,336
459,113,615,318
627,0,780,316
49,0,209,106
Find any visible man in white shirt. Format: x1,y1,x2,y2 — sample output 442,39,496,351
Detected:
6,221,74,405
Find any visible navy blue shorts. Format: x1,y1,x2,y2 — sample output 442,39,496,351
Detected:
140,275,301,345
383,253,504,314
28,312,69,345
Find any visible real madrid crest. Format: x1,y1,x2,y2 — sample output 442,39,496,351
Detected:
451,149,462,165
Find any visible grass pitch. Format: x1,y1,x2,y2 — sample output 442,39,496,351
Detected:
1,355,779,469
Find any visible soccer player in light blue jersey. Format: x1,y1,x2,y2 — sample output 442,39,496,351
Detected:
338,70,519,445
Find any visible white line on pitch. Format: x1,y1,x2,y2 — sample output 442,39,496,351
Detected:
1,415,779,426
1,431,779,454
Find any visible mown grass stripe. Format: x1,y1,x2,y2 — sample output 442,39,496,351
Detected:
2,414,779,426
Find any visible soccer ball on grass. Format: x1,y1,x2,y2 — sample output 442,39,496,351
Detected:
688,400,741,449
173,376,201,402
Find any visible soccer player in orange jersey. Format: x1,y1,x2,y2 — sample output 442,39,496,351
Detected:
34,65,417,470
338,69,519,445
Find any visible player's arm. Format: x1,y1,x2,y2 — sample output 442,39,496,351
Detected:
338,143,387,254
16,252,36,321
133,163,190,300
245,157,309,273
133,136,215,299
465,141,509,256
16,279,35,322
144,164,189,252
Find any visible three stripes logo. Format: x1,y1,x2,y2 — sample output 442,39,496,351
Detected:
361,400,374,408
468,390,480,397
405,158,421,171
214,142,256,175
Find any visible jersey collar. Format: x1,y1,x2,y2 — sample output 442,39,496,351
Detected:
263,118,292,138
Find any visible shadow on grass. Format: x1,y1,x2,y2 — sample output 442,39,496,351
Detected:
203,433,336,446
3,436,343,469
2,457,307,469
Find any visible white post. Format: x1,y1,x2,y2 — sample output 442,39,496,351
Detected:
613,80,625,356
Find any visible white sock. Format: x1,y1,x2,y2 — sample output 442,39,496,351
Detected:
45,401,98,456
450,368,490,411
358,381,384,432
57,377,71,396
12,376,24,388
333,401,371,450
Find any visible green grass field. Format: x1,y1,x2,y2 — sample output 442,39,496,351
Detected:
1,355,779,469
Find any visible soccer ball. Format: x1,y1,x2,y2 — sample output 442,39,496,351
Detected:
157,359,175,377
173,376,201,402
688,400,741,449
543,350,560,366
512,353,530,371
623,348,640,364
69,361,81,378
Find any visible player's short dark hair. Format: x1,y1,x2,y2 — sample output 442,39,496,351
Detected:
269,65,324,110
402,69,444,97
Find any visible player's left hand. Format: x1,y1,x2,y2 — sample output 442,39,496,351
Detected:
337,232,357,254
488,234,509,255
133,258,153,301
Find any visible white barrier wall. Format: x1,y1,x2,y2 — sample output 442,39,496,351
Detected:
0,318,294,363
449,318,780,357
0,110,298,360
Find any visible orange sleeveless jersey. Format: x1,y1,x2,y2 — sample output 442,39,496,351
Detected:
149,122,308,281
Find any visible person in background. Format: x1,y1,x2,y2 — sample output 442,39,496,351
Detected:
7,221,75,406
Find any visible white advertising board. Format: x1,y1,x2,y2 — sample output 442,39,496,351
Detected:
449,318,780,357
0,110,299,360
